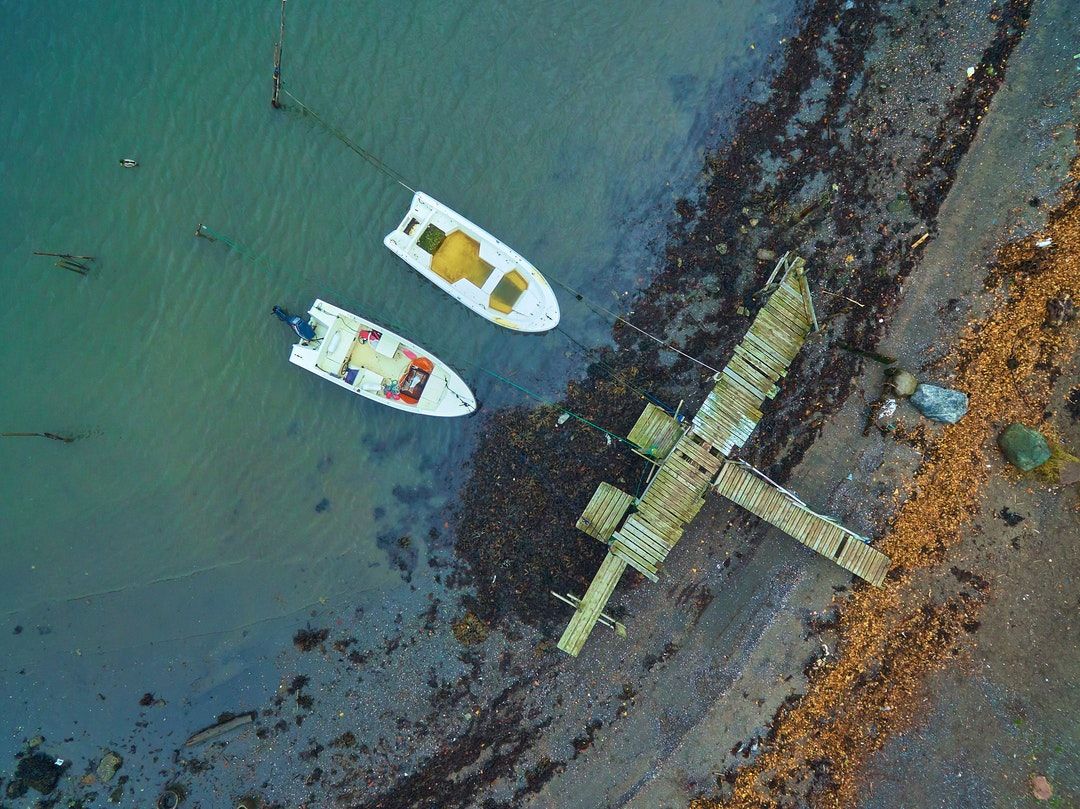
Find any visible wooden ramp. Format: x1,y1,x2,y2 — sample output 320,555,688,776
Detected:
691,253,818,455
558,552,628,656
713,461,890,586
555,253,889,656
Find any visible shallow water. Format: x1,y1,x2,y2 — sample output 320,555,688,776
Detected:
0,0,794,778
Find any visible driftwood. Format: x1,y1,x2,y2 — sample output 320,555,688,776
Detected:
183,712,255,747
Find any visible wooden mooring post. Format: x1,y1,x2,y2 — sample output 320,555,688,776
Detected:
270,0,287,109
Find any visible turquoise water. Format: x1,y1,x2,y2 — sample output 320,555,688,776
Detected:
0,0,792,781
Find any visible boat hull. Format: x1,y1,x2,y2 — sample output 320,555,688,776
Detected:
384,192,560,332
285,299,476,417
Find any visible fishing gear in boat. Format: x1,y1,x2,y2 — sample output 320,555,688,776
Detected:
271,305,316,340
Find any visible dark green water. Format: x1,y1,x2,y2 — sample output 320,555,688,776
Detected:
0,0,793,788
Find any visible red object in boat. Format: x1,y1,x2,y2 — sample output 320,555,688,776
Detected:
398,357,433,405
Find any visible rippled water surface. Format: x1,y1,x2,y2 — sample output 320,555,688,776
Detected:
0,0,792,767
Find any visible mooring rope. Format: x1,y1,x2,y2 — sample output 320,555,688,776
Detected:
280,86,416,194
544,274,723,376
196,223,383,321
474,365,643,452
555,326,676,415
196,224,638,447
274,88,721,378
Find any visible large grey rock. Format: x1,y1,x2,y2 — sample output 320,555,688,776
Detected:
910,384,968,423
998,423,1051,471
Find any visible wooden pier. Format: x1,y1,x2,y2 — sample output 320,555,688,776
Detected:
713,460,889,585
556,253,891,656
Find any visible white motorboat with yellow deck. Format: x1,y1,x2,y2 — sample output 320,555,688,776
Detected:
273,300,476,417
384,192,560,332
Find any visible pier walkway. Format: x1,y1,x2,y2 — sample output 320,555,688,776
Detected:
556,254,890,656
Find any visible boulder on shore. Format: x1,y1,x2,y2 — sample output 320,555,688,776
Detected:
911,383,968,423
887,369,918,397
998,423,1051,471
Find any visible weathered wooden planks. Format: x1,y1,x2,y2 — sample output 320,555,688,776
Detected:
557,552,628,656
627,403,684,463
554,253,887,656
834,538,890,586
576,482,635,543
713,461,890,587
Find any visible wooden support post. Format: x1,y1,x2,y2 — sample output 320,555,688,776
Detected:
270,0,287,109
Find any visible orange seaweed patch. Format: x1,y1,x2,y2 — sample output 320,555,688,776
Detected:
693,158,1080,809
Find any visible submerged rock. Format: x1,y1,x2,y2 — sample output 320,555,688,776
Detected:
96,750,123,783
910,384,968,423
1031,774,1053,800
998,423,1051,471
13,752,63,794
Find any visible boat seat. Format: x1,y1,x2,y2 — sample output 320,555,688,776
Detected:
317,323,354,375
357,369,384,393
374,335,401,358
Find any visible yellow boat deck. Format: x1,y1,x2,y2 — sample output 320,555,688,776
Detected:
431,230,495,287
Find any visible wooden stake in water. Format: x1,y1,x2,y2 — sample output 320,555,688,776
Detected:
2,432,76,443
33,251,95,260
271,0,287,109
34,251,94,276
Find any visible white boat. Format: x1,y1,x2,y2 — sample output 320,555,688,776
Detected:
280,299,477,417
383,192,560,332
